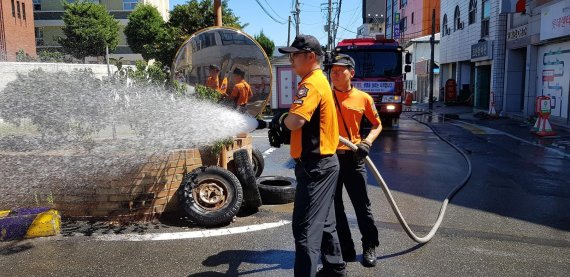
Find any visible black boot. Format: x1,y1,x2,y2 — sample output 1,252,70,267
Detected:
362,245,377,267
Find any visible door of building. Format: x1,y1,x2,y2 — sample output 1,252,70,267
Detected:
475,65,491,109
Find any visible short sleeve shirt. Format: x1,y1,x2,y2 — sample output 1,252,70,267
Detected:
334,87,382,150
289,69,339,159
231,80,252,106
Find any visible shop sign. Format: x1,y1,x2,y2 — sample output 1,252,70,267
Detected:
507,24,528,41
471,40,493,61
540,1,570,41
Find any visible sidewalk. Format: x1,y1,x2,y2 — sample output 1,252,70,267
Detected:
412,102,570,157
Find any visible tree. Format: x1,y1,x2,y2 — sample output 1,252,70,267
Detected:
124,4,164,60
254,31,275,58
169,0,247,35
143,26,186,68
58,1,119,62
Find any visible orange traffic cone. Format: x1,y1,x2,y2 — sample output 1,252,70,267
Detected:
404,92,413,106
532,115,556,137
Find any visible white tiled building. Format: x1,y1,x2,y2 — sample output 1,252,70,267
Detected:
439,0,507,109
504,0,570,122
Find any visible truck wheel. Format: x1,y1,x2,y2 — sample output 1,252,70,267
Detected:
178,166,243,226
251,148,265,177
257,176,297,204
233,149,262,209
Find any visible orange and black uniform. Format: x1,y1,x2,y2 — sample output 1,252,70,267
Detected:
230,79,252,108
333,86,381,258
289,69,345,276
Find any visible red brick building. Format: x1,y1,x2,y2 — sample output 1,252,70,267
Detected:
0,0,36,61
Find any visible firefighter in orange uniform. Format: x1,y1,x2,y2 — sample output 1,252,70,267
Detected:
229,68,253,113
277,35,346,277
206,64,221,92
330,54,382,267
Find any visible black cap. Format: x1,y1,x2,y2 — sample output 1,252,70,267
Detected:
278,35,324,56
232,67,245,77
209,64,220,71
331,54,355,68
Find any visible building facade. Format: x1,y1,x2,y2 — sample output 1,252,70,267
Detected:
386,0,441,44
503,0,570,122
0,0,36,61
439,0,508,109
33,0,169,63
357,0,386,38
404,33,441,103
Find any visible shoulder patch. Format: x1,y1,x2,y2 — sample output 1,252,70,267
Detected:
296,85,309,99
293,99,304,105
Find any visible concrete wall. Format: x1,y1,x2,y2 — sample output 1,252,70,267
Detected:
0,61,122,91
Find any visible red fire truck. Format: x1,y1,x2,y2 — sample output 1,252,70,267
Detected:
335,36,411,127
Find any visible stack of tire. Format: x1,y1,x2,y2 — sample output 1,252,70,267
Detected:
177,148,296,226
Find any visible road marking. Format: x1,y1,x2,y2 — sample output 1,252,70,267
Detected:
262,147,277,158
451,120,570,159
94,220,291,242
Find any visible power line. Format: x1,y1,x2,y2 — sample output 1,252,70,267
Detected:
254,0,286,24
338,25,357,34
262,0,286,21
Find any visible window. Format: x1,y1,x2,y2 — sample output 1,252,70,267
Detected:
17,1,21,18
35,27,44,46
400,0,407,8
454,6,461,31
469,0,477,24
33,0,41,11
22,3,26,20
412,12,414,24
442,14,448,36
481,0,490,37
11,0,15,17
123,0,138,11
400,17,408,32
344,51,402,78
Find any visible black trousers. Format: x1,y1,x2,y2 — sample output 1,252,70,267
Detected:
334,152,379,253
292,155,345,277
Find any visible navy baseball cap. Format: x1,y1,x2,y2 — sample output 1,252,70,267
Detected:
279,35,324,56
332,54,355,68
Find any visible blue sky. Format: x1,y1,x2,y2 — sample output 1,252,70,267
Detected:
169,0,363,47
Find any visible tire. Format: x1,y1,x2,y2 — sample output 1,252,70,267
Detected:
178,166,243,226
251,148,265,178
233,149,262,208
257,176,297,205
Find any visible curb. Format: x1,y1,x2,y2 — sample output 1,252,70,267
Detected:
0,207,61,241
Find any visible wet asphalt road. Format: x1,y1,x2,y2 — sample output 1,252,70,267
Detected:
1,115,569,276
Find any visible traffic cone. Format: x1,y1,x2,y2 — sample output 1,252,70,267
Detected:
488,92,498,118
404,92,413,106
532,114,557,137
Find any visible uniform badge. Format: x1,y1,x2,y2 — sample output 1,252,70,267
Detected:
293,99,304,104
296,85,309,99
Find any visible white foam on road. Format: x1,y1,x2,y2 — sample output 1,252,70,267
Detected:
93,220,291,242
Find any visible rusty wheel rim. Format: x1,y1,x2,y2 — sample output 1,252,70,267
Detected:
192,178,228,211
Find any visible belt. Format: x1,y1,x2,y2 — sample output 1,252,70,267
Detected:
336,149,352,155
294,154,333,164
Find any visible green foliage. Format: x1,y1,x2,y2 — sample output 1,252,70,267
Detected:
169,0,247,35
142,26,185,68
254,30,275,58
16,49,34,62
124,4,165,59
194,84,223,103
211,137,234,156
58,0,119,61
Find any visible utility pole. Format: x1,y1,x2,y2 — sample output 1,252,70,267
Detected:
214,0,222,26
327,0,333,52
288,16,292,46
295,0,300,36
428,9,435,111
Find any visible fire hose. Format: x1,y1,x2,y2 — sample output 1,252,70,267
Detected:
338,113,472,243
